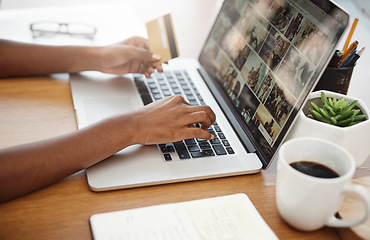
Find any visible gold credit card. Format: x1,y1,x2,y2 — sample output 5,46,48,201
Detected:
146,13,179,64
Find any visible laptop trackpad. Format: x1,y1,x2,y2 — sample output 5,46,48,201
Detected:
84,98,134,124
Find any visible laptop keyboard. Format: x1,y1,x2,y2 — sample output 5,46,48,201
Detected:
134,70,234,161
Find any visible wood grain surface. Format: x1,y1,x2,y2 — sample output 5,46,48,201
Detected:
0,75,369,239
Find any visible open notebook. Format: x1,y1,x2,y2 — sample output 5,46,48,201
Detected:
90,193,278,240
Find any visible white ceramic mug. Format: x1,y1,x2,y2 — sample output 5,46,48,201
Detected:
276,137,370,231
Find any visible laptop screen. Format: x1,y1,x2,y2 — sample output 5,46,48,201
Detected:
199,0,348,168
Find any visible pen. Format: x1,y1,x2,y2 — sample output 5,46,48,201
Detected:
341,46,365,68
341,40,358,63
342,18,359,52
328,50,343,68
339,49,356,68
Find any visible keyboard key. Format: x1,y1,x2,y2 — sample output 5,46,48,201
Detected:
166,145,175,152
214,125,222,132
134,75,144,81
135,84,150,96
159,144,175,153
210,138,221,145
222,139,230,146
182,85,190,91
148,82,157,89
199,142,211,149
147,77,155,84
173,141,191,159
191,149,215,158
226,147,235,154
164,154,172,161
165,72,173,78
153,93,162,100
160,85,169,91
203,149,215,156
163,90,172,96
196,138,207,142
188,145,200,152
208,129,215,135
191,152,205,158
151,88,160,94
173,88,181,94
159,144,167,153
213,144,227,155
155,72,164,80
218,133,226,139
140,94,153,105
187,95,196,101
185,139,197,145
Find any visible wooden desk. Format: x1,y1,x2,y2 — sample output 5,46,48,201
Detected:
1,0,370,238
1,75,369,239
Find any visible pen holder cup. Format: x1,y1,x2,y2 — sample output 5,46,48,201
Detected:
314,66,354,95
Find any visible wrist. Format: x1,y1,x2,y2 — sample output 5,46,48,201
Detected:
105,113,141,148
79,46,104,72
55,45,102,73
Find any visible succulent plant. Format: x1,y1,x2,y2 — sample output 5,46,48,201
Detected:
308,92,367,127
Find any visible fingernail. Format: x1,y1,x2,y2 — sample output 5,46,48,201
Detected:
152,53,161,61
211,134,215,140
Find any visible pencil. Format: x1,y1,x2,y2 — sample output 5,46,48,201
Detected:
341,46,365,68
341,40,358,63
342,18,359,52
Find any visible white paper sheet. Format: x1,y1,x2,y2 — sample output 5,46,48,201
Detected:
90,194,278,240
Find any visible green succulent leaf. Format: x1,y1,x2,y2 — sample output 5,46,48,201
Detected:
320,92,328,105
319,108,331,119
324,103,336,116
328,97,334,108
339,100,358,115
335,110,355,121
349,120,363,126
351,109,361,117
309,108,331,124
353,114,367,122
329,117,337,125
338,117,354,127
311,102,320,112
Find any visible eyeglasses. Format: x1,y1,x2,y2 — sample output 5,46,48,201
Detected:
30,21,97,40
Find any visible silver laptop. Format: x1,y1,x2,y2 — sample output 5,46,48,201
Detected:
70,0,349,191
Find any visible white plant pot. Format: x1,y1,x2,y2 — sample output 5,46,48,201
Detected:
285,90,370,167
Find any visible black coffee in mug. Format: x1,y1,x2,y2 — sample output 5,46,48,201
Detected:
290,161,340,178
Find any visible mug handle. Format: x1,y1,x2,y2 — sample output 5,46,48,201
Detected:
326,184,370,228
